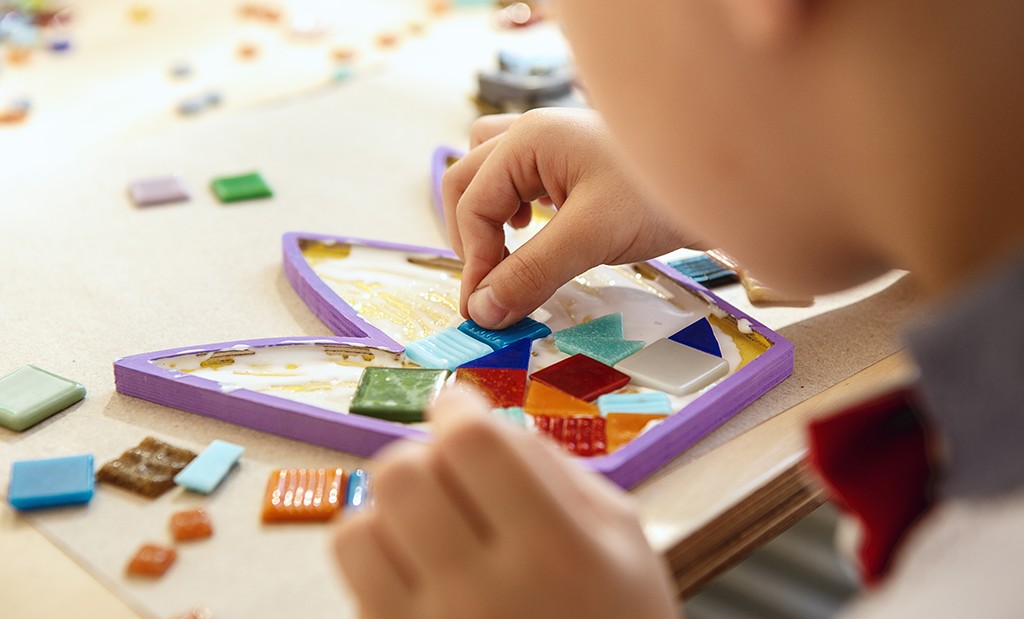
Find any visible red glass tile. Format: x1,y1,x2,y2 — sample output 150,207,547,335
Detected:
529,354,630,402
531,414,607,457
455,368,527,408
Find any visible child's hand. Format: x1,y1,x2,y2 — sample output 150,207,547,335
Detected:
334,389,679,619
443,108,703,329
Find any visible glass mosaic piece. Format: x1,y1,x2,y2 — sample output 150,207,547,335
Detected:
668,317,722,358
126,544,177,578
7,454,94,510
261,467,345,523
459,337,533,370
555,337,645,367
0,365,86,432
455,368,527,408
552,313,623,343
667,254,738,288
492,406,527,427
404,328,492,370
596,392,673,416
345,468,372,513
170,508,214,541
128,174,191,207
615,339,730,395
173,439,244,494
210,171,273,203
532,415,607,457
457,317,551,350
349,367,449,422
606,413,668,452
96,437,198,498
529,354,630,402
524,380,598,417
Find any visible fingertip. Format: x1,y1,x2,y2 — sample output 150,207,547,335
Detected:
428,387,494,432
466,286,511,329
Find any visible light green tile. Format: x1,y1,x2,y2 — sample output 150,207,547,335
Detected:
0,365,86,432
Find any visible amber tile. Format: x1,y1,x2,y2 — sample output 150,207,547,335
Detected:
96,437,198,498
261,468,345,523
606,413,669,452
126,543,177,578
170,508,213,541
524,381,598,417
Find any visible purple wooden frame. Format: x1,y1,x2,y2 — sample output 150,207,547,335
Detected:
112,146,793,488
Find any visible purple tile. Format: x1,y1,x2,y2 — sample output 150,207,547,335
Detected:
129,175,191,207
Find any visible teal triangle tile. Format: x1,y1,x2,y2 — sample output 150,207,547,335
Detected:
552,313,623,344
459,338,533,370
668,317,721,357
556,337,645,367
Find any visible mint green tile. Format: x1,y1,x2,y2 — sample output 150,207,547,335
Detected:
556,337,645,367
596,393,673,416
210,172,273,203
349,367,449,423
0,365,86,432
553,313,623,345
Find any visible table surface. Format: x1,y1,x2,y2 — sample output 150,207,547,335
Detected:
0,2,923,617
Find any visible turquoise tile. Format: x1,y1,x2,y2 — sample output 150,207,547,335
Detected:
596,392,673,416
552,313,623,344
8,454,94,510
174,439,245,494
556,337,645,367
458,317,551,350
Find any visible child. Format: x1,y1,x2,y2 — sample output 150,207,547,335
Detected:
336,0,1024,617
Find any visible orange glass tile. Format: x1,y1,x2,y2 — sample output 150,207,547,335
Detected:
261,467,345,523
532,415,607,457
455,368,527,408
126,543,177,578
606,413,668,452
524,380,598,417
170,508,214,541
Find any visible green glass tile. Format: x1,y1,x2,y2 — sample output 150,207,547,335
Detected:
349,367,449,423
0,365,86,432
556,337,645,367
552,313,623,345
210,172,273,203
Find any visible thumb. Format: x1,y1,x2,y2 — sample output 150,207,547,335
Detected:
464,202,605,329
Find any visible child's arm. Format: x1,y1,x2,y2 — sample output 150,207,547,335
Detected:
334,389,679,619
443,108,703,329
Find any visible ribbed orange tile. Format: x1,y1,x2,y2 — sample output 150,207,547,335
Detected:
261,468,345,523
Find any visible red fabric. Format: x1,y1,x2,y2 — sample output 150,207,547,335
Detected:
807,389,935,585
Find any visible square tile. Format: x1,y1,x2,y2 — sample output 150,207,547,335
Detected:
173,439,244,494
170,508,214,541
615,339,729,395
349,367,448,422
8,454,94,510
210,171,273,203
606,413,667,452
128,175,191,207
455,368,527,408
668,317,722,357
524,380,598,417
404,328,492,370
458,317,551,350
459,338,532,370
0,365,86,432
261,467,345,522
126,544,177,578
529,354,630,402
532,415,607,457
96,437,198,498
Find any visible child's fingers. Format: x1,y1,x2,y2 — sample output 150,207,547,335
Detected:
462,193,608,329
334,512,415,619
442,136,502,262
427,390,611,539
372,440,490,576
470,113,520,148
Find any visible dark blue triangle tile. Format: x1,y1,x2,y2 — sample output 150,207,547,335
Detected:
459,338,533,370
668,317,722,358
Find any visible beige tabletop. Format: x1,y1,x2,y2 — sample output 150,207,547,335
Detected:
0,2,923,617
